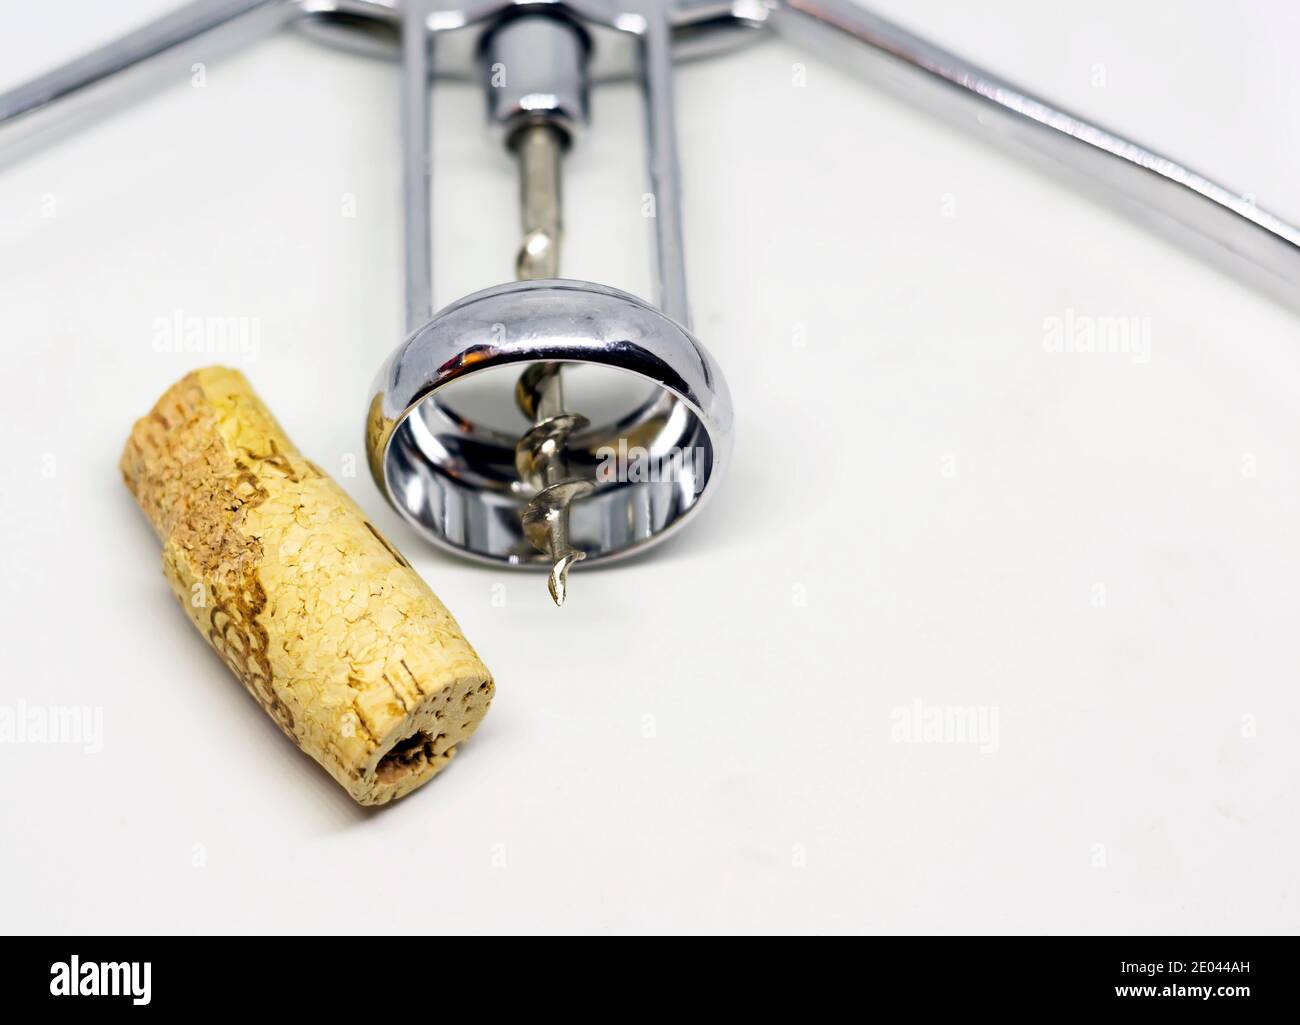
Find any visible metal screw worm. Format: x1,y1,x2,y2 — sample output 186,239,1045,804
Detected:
511,123,594,606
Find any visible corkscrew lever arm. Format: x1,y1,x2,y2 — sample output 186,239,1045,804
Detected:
0,0,294,164
771,0,1300,311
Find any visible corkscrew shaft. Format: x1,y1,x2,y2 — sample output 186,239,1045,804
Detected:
514,123,564,282
495,21,596,604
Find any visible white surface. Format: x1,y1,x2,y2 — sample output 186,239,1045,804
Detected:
1,0,1298,935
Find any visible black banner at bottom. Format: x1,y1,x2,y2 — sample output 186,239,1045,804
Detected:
0,935,1286,1014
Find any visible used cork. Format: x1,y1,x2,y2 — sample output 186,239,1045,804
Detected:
121,366,494,805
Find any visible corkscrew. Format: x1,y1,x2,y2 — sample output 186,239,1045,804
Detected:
5,0,1299,608
360,1,743,606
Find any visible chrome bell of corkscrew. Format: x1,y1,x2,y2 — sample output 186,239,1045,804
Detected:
366,1,735,605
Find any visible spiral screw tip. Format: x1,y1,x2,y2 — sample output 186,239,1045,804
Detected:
547,550,586,606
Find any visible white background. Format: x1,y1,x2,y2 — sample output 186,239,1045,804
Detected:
2,0,1298,934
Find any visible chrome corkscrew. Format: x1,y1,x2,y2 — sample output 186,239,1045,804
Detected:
366,0,735,606
4,0,1299,608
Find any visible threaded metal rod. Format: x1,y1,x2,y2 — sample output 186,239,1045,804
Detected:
510,123,593,606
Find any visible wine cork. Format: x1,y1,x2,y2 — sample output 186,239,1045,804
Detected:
120,366,494,805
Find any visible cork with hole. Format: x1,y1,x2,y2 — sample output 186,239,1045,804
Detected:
120,366,494,805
